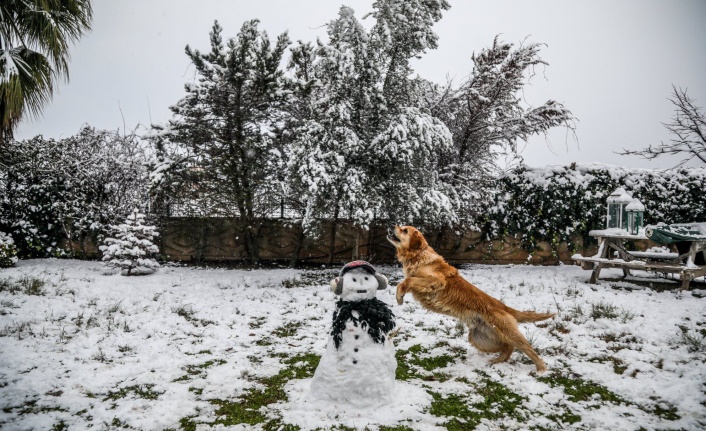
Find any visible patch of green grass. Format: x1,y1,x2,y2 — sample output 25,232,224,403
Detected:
103,384,163,401
588,356,628,375
429,371,526,430
538,372,625,405
185,353,319,430
597,332,641,353
256,337,274,346
639,397,681,421
3,399,68,415
51,419,69,431
544,410,582,426
172,304,215,327
395,344,460,381
183,359,227,376
179,416,197,431
184,349,213,356
412,353,455,372
273,321,303,338
0,276,46,295
108,417,130,428
587,301,636,323
0,278,21,294
378,426,415,431
589,300,620,320
676,325,706,353
19,276,46,296
249,316,267,329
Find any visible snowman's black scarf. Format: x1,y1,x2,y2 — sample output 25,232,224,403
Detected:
331,298,396,349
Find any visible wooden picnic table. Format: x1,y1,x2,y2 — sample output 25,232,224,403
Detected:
572,229,706,290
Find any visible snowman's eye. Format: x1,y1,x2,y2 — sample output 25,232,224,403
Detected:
352,278,357,282
365,277,369,280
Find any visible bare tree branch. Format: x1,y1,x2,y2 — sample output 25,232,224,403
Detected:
619,85,706,166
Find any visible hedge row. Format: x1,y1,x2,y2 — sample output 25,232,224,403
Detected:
488,163,706,251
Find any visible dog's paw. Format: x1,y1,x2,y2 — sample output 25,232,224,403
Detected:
532,365,548,375
395,283,406,305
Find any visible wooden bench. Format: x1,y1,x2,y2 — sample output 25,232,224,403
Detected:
572,229,706,290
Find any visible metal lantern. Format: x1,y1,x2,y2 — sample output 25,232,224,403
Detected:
626,198,645,235
606,188,633,230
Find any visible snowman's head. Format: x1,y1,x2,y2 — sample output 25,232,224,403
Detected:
330,261,388,301
340,268,379,301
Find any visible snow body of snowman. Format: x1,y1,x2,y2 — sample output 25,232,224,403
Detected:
307,261,397,408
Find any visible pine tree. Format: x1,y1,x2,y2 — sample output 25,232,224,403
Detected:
149,20,290,264
100,209,160,276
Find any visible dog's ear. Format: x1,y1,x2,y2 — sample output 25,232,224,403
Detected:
374,274,388,290
409,229,425,250
330,277,343,295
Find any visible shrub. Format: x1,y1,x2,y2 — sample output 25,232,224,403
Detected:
0,232,18,268
100,209,160,276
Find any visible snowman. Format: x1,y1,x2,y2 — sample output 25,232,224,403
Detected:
307,261,397,408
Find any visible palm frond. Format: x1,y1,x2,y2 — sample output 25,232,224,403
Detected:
0,0,92,141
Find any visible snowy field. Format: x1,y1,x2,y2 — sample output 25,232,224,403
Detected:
1,259,705,430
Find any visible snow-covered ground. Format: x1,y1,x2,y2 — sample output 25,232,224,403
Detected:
0,259,704,430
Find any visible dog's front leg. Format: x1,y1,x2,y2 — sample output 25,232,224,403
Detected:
396,279,410,305
397,276,442,304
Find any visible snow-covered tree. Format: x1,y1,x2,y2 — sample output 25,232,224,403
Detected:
100,209,160,276
368,107,457,225
368,0,450,115
0,127,148,257
0,231,18,268
620,86,705,166
149,20,290,263
424,37,575,227
287,1,457,253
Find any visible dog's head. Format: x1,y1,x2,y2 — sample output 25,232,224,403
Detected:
387,225,428,252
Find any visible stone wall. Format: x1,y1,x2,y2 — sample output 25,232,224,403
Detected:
158,218,607,265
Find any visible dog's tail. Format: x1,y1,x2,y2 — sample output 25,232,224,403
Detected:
509,308,556,323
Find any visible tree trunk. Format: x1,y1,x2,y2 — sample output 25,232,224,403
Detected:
434,227,445,250
195,221,207,263
289,225,306,268
327,204,341,265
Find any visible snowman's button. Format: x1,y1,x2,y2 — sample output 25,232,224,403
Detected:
354,348,358,352
353,360,357,364
355,335,359,340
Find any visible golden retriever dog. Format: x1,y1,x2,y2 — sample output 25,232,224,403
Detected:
388,225,555,373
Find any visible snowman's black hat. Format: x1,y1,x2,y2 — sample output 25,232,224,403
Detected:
331,260,388,295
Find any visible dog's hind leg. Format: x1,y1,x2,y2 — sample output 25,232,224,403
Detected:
489,314,547,373
489,344,514,365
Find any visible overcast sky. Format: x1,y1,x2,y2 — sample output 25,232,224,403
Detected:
14,0,706,169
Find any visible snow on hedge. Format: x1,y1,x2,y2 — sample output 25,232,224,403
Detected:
490,163,706,251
